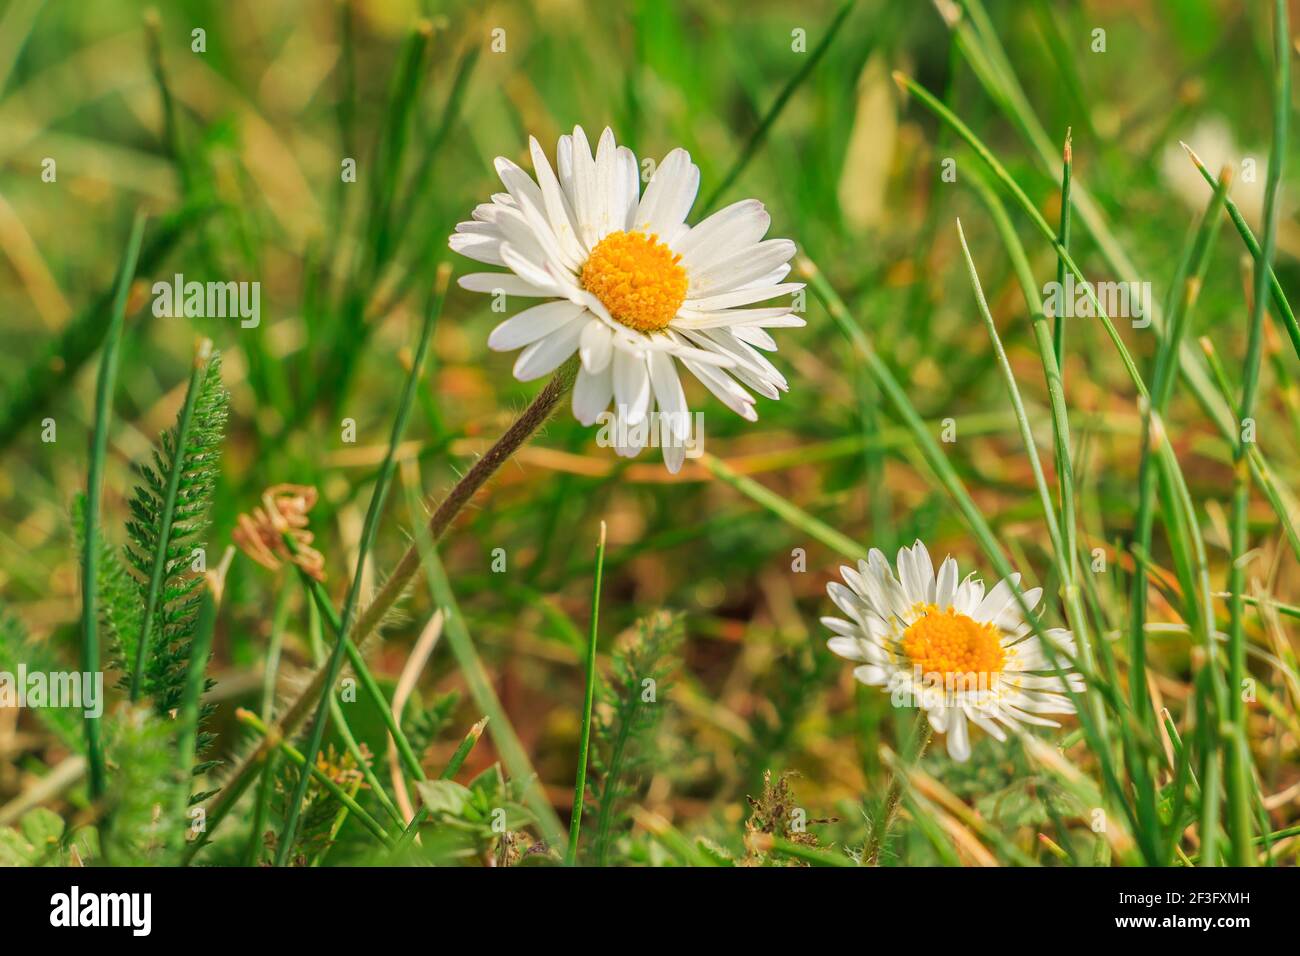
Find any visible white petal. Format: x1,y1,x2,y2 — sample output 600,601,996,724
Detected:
499,242,566,293
572,363,613,426
974,574,1021,623
568,126,599,248
530,136,587,262
449,232,505,266
674,199,769,267
590,127,621,241
612,347,651,424
579,318,614,373
679,357,757,421
661,439,686,474
488,301,587,351
935,557,959,608
616,146,640,231
684,281,805,312
632,148,699,240
946,708,971,761
827,636,862,661
458,272,559,297
511,316,584,380
853,664,888,686
647,351,690,440
687,239,796,297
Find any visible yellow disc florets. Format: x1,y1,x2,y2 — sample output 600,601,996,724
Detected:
901,604,1006,682
580,230,688,333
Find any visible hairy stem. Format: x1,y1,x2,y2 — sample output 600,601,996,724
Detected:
352,356,579,644
186,355,576,862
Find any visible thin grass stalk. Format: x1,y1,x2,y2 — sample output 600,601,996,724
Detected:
961,175,1103,718
395,717,489,851
565,521,606,866
863,714,931,865
894,72,1148,401
81,211,147,800
296,567,424,784
939,0,1269,449
1185,147,1300,362
1051,130,1071,371
700,453,863,558
143,10,188,193
304,589,406,829
388,45,480,257
243,582,293,865
698,0,857,214
235,709,394,848
1223,0,1289,866
398,465,568,851
955,220,1065,564
955,210,1151,843
1198,338,1300,561
274,264,446,865
1128,169,1231,721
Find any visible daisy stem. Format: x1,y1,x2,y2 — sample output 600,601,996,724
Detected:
864,715,931,866
274,264,446,866
350,354,580,646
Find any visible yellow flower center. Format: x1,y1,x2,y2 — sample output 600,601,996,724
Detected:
901,604,1006,682
580,230,688,333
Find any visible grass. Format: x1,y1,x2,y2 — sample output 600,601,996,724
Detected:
1,0,1297,871
79,211,146,802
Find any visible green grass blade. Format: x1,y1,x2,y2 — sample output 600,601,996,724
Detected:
699,0,857,214
275,261,446,865
566,521,606,866
81,210,147,800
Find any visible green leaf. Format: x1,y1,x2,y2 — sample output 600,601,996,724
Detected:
18,808,65,850
416,780,473,816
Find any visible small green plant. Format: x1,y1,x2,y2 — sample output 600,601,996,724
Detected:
584,612,683,866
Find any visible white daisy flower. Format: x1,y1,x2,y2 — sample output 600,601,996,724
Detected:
822,540,1084,761
448,125,804,473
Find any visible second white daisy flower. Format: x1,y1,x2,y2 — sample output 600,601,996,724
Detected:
822,540,1084,761
449,125,803,472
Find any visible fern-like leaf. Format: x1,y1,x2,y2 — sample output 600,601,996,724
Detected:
102,704,185,864
70,493,143,684
586,611,682,866
123,348,227,716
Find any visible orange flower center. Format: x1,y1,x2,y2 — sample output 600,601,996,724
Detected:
580,230,688,333
901,604,1006,681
